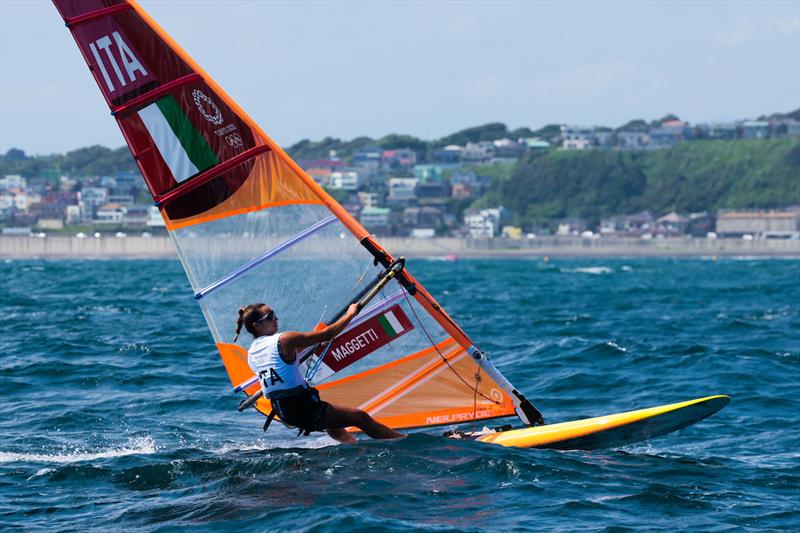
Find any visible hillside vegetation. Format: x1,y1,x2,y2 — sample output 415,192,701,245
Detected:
486,139,800,225
0,146,136,180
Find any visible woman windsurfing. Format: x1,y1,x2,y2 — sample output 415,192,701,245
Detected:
235,304,405,443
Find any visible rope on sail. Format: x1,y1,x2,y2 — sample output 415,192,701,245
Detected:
402,290,499,407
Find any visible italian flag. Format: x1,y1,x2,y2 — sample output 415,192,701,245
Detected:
138,95,218,183
378,310,405,337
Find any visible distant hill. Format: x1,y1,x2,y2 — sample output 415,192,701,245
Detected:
484,139,800,225
0,145,136,179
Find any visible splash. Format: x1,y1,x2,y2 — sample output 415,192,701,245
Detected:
0,436,156,465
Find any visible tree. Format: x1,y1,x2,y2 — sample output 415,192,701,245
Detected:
3,148,28,160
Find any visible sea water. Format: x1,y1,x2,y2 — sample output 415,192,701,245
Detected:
1,258,798,531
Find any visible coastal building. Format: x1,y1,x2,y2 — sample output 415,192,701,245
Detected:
95,203,126,224
108,193,134,206
599,216,625,235
656,212,690,235
414,165,444,182
451,182,472,199
306,167,332,185
66,205,84,225
146,206,165,228
80,187,108,208
0,194,14,221
357,191,380,209
492,138,525,158
741,121,769,140
451,171,490,197
501,226,523,239
560,125,596,149
617,131,649,149
301,158,346,172
649,120,691,148
382,149,416,169
687,212,716,237
387,177,418,206
461,142,494,163
464,207,509,238
716,210,800,238
409,228,436,238
123,205,150,227
556,218,587,236
701,123,739,140
432,145,462,164
0,174,26,190
593,130,615,148
416,181,450,204
359,206,391,235
563,138,592,150
329,170,363,191
523,138,551,151
403,206,442,229
352,147,383,171
622,211,654,236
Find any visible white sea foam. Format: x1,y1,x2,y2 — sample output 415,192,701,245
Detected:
0,436,156,465
213,434,337,454
564,266,613,275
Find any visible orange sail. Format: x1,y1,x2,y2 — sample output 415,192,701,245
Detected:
52,0,541,431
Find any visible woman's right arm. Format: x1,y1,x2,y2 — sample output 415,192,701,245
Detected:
280,304,360,359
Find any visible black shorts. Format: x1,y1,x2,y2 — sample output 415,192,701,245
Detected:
271,387,330,433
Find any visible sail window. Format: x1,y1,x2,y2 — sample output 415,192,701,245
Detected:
194,214,338,300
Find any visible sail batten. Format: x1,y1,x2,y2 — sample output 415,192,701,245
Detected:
194,215,338,300
112,73,202,116
52,0,533,431
64,4,133,27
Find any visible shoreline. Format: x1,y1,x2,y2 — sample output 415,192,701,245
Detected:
2,235,798,259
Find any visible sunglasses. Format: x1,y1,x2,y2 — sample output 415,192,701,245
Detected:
253,310,276,325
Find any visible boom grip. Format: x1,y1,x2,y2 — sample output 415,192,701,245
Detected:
238,390,263,412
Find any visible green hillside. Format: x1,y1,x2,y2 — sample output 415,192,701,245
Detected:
0,146,136,180
488,139,800,225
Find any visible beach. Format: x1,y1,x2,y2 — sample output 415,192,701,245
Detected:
1,234,798,259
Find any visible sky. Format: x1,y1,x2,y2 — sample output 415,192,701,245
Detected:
1,0,799,155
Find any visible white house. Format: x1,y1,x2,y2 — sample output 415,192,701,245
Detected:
329,170,363,191
95,203,127,224
464,207,509,238
387,177,418,204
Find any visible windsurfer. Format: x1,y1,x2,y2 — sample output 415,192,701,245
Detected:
235,303,405,443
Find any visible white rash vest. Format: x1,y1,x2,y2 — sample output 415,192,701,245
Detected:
247,333,306,398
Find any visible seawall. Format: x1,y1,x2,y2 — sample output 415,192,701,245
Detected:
2,235,798,259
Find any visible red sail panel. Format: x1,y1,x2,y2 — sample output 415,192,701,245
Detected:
52,0,323,225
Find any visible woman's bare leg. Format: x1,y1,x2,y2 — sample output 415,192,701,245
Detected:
326,428,357,444
325,404,405,439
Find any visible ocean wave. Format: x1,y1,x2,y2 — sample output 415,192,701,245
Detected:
0,436,157,465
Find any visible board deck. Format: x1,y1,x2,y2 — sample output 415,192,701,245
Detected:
462,395,730,450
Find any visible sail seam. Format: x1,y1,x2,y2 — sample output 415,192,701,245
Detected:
359,348,465,415
154,145,271,207
64,4,134,27
164,200,323,231
369,353,469,417
194,215,338,300
111,73,203,116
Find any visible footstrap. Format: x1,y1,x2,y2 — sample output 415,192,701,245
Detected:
262,410,276,432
